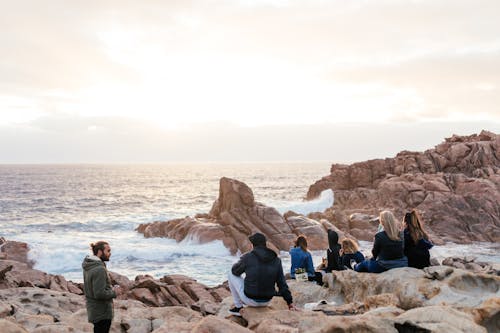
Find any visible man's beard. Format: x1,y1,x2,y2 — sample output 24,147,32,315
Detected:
100,254,110,262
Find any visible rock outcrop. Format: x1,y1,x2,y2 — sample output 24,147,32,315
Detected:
1,237,499,332
137,177,340,253
0,239,230,315
307,131,500,243
0,239,82,294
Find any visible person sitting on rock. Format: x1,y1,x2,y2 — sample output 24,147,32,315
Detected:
340,238,365,269
323,229,344,272
228,232,297,316
354,211,408,273
290,235,323,285
403,210,433,269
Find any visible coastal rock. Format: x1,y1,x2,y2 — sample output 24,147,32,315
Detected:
0,319,28,333
442,256,499,275
306,131,500,244
123,274,228,310
0,240,34,267
394,306,486,333
191,315,253,333
0,259,82,294
137,177,334,253
325,267,500,311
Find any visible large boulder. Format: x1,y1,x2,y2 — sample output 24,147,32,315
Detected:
307,131,500,244
137,177,335,253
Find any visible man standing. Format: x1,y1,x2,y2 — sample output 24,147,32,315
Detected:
228,232,296,316
82,241,121,333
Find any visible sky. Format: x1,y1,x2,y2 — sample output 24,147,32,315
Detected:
1,0,499,163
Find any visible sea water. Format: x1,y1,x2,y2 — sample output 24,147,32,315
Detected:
1,164,498,286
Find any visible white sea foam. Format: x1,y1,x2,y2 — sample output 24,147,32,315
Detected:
273,189,334,215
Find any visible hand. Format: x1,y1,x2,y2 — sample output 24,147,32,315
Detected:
288,303,299,311
113,285,123,296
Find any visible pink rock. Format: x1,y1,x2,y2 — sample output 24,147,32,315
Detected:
137,177,333,253
306,132,500,244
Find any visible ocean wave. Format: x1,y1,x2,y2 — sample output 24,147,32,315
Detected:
272,189,334,215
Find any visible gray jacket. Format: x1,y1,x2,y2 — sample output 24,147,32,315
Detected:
82,255,116,323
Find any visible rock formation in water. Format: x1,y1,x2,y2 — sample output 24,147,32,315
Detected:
136,177,343,254
307,130,500,243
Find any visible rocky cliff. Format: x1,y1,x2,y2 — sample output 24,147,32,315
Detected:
136,177,343,254
307,131,500,243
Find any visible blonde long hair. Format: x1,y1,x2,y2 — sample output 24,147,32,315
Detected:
379,210,401,241
341,238,359,254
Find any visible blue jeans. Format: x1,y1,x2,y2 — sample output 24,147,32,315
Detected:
354,259,387,273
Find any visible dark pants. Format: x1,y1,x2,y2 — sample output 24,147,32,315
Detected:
94,319,112,333
354,259,387,273
308,271,324,286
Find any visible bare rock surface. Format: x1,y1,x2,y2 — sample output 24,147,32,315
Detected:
307,131,500,243
0,265,498,332
137,177,335,253
0,239,229,316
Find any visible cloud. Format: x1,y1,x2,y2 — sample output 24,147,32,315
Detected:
0,0,499,127
0,115,498,163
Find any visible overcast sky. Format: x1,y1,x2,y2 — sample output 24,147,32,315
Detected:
1,0,499,163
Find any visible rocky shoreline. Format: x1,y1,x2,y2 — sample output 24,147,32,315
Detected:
1,131,499,332
1,236,499,332
136,132,499,254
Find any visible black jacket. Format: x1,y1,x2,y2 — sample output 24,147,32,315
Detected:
372,231,404,260
404,229,433,269
232,246,293,305
325,230,344,272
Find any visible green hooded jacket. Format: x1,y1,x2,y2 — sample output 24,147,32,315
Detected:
82,255,116,323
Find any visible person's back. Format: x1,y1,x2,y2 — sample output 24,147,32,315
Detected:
403,211,433,269
341,251,365,269
228,232,295,316
234,246,290,301
325,230,344,272
355,211,407,273
373,231,404,261
404,230,431,268
340,238,364,270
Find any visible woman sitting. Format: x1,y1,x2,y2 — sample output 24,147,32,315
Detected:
290,235,323,285
354,210,408,273
340,238,365,269
323,229,344,272
404,210,433,269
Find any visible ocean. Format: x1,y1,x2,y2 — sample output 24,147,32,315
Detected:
1,164,498,286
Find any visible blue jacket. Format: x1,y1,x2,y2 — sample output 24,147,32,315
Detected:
289,247,315,278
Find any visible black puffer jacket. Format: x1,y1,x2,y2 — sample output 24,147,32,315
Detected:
232,246,293,305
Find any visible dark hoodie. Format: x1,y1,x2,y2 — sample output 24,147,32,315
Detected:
325,230,344,272
232,246,293,304
82,255,116,323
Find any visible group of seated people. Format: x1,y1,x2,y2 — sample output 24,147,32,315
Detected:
289,209,434,282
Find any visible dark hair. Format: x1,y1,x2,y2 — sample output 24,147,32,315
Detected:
90,241,109,255
249,233,267,247
295,235,308,252
404,210,429,244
